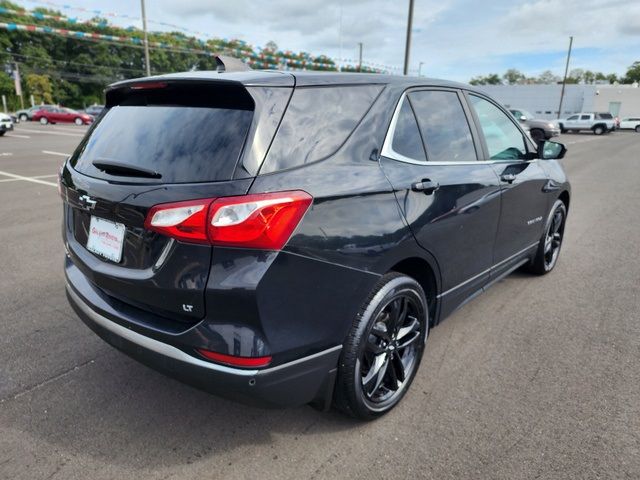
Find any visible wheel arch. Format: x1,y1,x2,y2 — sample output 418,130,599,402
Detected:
558,190,570,211
388,257,439,326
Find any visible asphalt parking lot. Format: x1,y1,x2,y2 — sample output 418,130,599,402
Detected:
0,123,639,479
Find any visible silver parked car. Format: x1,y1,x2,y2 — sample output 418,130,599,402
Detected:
509,108,561,142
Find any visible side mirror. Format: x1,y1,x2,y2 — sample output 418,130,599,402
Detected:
519,115,527,122
539,140,566,160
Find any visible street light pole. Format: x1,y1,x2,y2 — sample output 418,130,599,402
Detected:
557,36,573,119
358,42,363,72
403,0,415,76
418,61,424,77
140,0,151,76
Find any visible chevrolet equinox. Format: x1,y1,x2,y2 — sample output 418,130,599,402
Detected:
61,70,570,419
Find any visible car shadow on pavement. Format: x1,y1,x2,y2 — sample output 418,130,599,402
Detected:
1,347,358,470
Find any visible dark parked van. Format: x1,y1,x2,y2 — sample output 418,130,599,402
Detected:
61,70,570,419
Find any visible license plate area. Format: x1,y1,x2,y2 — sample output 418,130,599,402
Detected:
86,216,125,263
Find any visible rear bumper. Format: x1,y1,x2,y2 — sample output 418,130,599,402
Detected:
65,277,341,409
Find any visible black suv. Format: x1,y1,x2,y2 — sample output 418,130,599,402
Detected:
61,70,570,419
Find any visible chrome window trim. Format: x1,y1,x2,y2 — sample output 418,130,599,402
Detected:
380,92,428,165
381,91,537,166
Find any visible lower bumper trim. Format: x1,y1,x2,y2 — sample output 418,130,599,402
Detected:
66,282,342,407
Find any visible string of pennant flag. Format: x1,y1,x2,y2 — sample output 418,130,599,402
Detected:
0,21,386,72
3,2,398,73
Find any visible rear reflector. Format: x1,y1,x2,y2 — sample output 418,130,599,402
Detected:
197,349,272,368
144,191,312,249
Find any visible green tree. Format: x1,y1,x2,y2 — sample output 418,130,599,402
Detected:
583,70,595,84
0,71,14,96
25,73,54,104
567,68,584,84
503,68,525,85
606,73,619,84
623,61,640,83
537,70,559,84
469,73,501,85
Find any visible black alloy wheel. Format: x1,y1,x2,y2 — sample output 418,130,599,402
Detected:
334,273,428,419
526,199,567,275
543,204,565,271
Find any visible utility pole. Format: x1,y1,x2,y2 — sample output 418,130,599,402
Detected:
557,36,573,119
418,61,424,77
403,0,415,75
357,42,363,72
140,0,151,76
14,62,24,109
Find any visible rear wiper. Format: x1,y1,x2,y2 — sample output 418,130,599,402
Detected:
92,160,161,179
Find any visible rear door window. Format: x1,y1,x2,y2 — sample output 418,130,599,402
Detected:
390,98,426,161
70,83,254,183
260,85,383,173
408,90,477,163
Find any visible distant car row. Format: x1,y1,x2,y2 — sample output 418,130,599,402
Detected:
509,108,640,137
0,112,13,136
14,104,104,124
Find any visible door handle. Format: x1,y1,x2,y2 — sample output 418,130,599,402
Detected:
500,173,517,184
411,179,440,194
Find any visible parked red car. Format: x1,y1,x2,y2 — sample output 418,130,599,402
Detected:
32,106,93,125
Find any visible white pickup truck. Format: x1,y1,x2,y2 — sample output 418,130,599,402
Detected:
558,113,616,135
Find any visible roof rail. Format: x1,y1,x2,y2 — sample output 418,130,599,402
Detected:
215,56,251,73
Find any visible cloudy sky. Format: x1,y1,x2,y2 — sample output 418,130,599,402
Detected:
26,0,640,81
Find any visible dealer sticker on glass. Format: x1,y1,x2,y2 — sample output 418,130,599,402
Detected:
86,216,125,263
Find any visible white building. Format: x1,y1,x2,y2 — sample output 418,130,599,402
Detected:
478,83,640,120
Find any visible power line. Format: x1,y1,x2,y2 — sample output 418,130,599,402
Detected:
12,2,399,72
8,53,150,74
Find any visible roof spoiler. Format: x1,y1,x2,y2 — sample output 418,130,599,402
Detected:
215,55,251,73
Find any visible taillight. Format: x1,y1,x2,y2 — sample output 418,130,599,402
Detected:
197,348,272,368
143,191,312,249
144,198,212,244
208,191,312,249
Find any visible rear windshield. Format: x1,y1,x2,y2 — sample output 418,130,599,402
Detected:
597,113,613,119
70,84,254,183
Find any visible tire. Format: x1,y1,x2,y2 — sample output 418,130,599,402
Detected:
39,117,48,125
635,125,640,133
525,199,567,275
593,125,604,135
530,128,545,142
0,131,5,136
334,272,429,420
19,114,28,122
74,117,83,126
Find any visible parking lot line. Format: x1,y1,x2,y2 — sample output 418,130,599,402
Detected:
42,150,70,157
0,174,57,183
16,128,84,138
4,133,31,139
0,170,57,187
49,126,89,133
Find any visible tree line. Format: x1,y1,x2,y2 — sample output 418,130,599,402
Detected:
470,64,640,86
0,1,357,110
